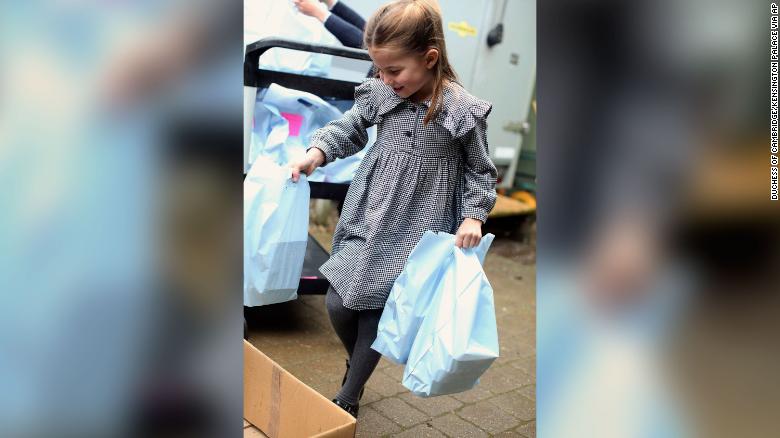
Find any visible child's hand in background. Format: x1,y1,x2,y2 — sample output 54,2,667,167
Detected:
455,218,483,249
290,147,325,182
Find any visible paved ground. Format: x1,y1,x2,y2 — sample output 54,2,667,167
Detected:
246,224,536,437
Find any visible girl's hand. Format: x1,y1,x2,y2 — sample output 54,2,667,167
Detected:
455,218,483,249
294,0,328,22
290,148,325,182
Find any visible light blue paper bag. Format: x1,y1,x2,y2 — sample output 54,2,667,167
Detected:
244,156,310,306
402,236,499,397
371,231,494,364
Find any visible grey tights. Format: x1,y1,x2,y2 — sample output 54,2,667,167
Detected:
325,287,383,406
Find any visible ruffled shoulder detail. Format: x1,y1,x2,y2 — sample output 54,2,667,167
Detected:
434,84,493,139
469,98,492,120
353,78,405,122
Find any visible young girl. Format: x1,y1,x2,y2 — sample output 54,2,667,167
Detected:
290,0,497,417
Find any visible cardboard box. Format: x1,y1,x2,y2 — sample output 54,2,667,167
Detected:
244,419,269,438
244,340,356,438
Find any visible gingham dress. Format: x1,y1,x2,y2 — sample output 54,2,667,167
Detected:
308,78,497,310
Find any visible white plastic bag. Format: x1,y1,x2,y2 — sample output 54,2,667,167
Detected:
401,235,499,397
372,232,494,365
244,156,310,306
244,0,336,76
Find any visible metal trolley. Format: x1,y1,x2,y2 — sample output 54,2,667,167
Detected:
243,38,371,326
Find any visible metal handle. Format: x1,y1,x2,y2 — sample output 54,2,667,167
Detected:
244,37,371,69
244,37,372,89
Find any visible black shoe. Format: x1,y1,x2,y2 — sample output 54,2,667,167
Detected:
332,398,359,418
342,359,365,401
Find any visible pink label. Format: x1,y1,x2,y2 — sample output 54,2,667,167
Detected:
280,112,303,137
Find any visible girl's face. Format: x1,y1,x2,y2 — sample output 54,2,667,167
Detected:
368,46,439,101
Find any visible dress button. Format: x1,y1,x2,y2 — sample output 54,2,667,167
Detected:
404,131,412,137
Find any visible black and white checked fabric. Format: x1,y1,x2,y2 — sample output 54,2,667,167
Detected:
308,78,497,310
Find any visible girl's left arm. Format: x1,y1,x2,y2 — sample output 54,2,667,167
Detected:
461,114,498,224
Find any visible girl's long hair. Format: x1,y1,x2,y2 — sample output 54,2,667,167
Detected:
364,0,458,125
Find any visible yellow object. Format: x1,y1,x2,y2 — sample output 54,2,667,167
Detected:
510,191,537,209
448,21,478,37
489,194,535,218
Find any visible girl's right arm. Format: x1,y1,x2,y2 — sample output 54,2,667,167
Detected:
307,104,372,163
290,147,325,183
290,80,376,180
